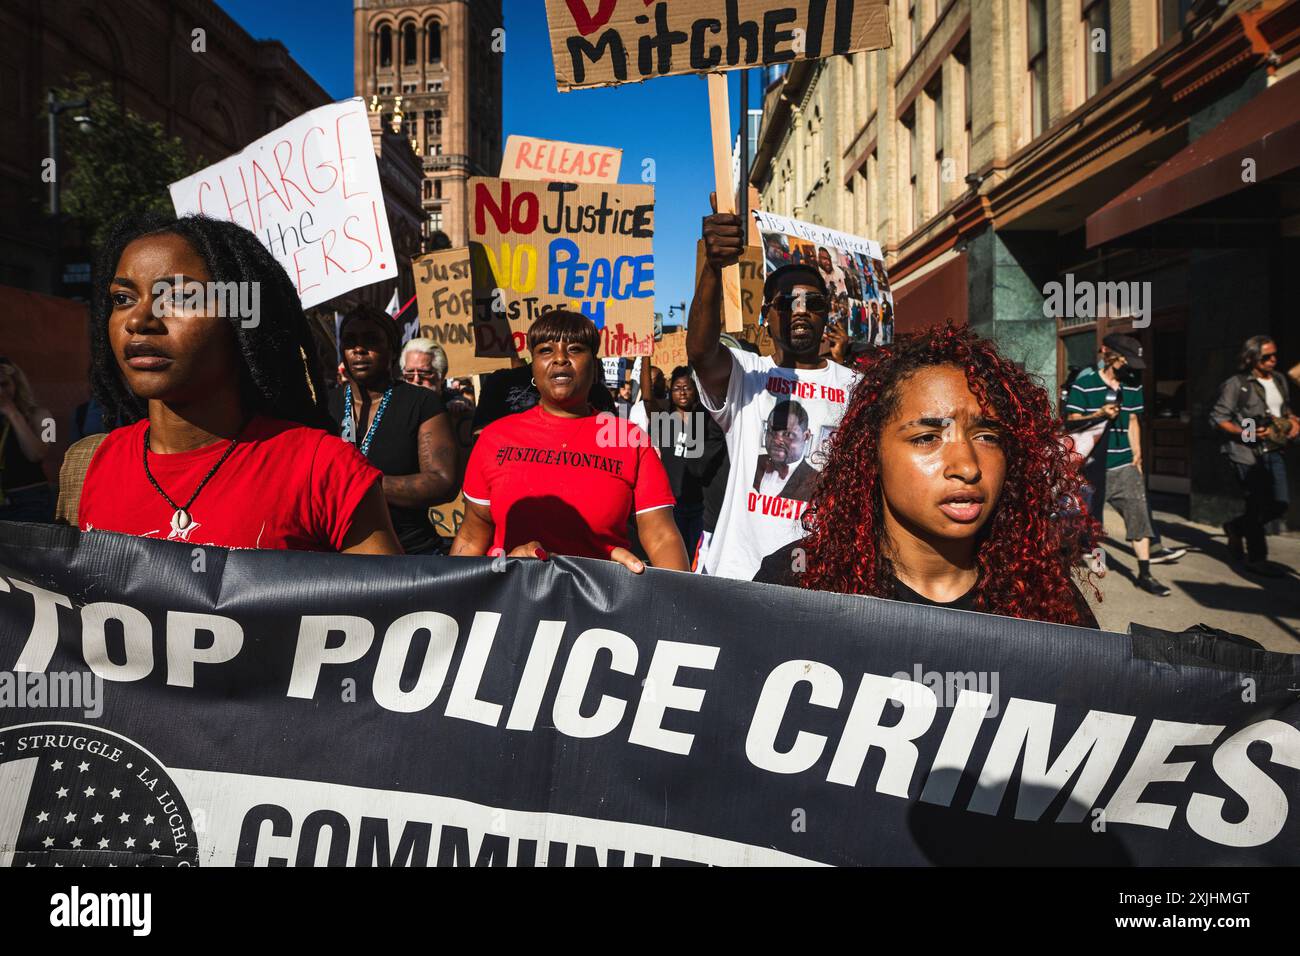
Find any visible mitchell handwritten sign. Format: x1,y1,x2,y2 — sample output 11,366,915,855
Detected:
544,0,892,91
169,98,396,309
469,177,655,359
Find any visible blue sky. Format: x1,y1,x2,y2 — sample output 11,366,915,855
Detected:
217,0,762,327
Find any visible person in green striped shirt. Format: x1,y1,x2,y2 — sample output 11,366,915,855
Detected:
1065,334,1170,597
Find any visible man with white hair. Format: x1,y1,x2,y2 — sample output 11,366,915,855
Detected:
401,338,449,394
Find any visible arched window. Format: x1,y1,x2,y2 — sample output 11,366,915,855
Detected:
378,25,392,67
403,22,417,66
427,21,442,62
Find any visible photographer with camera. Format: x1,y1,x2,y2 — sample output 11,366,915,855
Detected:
1065,334,1170,596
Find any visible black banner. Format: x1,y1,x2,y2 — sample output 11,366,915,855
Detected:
0,521,1297,866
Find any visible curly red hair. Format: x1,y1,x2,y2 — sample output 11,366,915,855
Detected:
798,323,1100,626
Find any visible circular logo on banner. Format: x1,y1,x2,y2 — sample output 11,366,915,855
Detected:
0,723,200,867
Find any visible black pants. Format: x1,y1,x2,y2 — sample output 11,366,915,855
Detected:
1227,452,1289,561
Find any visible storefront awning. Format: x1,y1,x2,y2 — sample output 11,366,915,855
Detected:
1086,71,1300,248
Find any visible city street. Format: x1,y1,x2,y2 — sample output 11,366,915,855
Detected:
1089,506,1300,653
0,0,1297,886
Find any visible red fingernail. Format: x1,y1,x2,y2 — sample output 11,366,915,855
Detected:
534,547,548,560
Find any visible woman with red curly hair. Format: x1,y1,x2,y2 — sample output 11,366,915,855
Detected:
755,324,1100,627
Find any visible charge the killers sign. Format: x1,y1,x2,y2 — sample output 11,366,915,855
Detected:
1,522,1298,867
169,98,397,309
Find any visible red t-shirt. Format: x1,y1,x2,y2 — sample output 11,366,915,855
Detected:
463,405,675,558
79,416,381,551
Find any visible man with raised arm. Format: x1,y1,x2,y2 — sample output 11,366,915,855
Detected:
688,200,861,580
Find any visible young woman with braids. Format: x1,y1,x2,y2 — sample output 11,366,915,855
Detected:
57,213,400,554
755,324,1100,628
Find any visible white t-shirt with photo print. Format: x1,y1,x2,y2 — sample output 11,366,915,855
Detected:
694,347,860,580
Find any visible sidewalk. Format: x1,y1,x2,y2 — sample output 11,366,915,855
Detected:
1086,508,1300,653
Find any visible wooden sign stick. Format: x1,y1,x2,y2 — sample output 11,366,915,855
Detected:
706,73,744,333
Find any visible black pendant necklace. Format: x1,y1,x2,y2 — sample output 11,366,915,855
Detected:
142,425,241,536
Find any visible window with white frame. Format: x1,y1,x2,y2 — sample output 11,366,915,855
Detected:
955,36,972,179
1083,0,1112,98
930,77,944,212
903,110,918,232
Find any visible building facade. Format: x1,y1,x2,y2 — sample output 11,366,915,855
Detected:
0,0,339,294
353,0,504,247
751,0,1300,526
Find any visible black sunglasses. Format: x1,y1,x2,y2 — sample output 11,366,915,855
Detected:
770,292,830,314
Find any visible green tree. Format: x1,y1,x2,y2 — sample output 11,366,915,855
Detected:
46,76,203,249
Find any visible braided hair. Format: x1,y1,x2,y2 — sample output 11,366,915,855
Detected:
89,213,334,432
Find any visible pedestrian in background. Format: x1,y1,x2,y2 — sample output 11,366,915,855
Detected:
1065,334,1170,596
400,338,449,395
1211,334,1298,575
331,306,459,555
0,356,54,522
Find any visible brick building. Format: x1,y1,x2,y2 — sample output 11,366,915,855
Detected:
751,0,1300,525
353,0,504,247
0,0,339,294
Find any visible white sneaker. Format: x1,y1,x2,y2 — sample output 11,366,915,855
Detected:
1148,546,1187,564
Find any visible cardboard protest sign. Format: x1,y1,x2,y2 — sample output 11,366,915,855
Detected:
469,177,655,359
501,134,623,184
694,240,766,328
655,329,688,371
411,248,511,376
738,320,777,357
169,98,396,309
601,356,622,387
754,210,893,345
544,0,892,91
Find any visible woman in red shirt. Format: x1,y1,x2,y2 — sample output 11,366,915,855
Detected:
66,213,400,554
452,311,689,573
